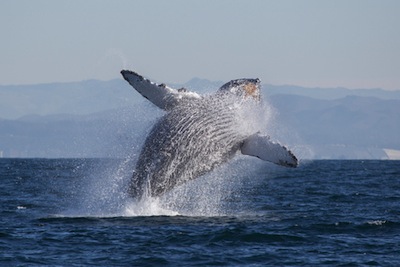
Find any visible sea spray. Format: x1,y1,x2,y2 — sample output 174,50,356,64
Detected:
66,91,288,217
62,158,132,217
125,157,263,217
124,197,179,216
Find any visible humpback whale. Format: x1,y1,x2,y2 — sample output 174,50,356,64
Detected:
121,70,298,198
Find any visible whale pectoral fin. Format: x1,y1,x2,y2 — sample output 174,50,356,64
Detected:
121,70,201,110
241,134,298,168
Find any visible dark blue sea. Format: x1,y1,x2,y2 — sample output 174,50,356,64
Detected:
1,158,399,266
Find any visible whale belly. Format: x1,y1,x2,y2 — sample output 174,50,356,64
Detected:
131,98,244,198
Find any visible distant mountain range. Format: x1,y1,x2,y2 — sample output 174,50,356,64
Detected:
1,78,399,159
2,78,400,120
268,94,400,159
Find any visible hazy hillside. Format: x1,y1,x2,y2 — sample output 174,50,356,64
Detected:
268,94,400,159
1,78,400,120
269,94,400,148
0,105,162,158
265,85,400,100
0,79,137,119
0,78,399,159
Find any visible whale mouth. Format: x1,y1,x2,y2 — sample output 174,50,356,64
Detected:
243,83,260,100
242,79,261,102
218,78,261,101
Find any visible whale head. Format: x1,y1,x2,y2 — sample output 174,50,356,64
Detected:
218,78,261,101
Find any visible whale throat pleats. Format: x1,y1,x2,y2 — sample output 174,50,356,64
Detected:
131,95,245,198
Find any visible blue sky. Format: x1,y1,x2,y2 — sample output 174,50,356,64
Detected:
1,0,399,90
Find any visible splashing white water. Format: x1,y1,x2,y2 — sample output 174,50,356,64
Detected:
65,92,295,218
122,157,253,217
124,198,179,216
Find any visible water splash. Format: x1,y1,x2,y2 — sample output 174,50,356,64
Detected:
65,92,292,218
124,198,179,216
63,158,133,217
124,157,259,217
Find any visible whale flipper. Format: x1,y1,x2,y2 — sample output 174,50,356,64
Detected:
121,70,201,110
241,134,298,167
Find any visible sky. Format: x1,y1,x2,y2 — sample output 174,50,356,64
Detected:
1,0,400,90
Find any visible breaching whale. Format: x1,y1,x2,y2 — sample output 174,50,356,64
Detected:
121,70,298,198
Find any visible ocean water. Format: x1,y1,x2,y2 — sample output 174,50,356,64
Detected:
1,158,399,266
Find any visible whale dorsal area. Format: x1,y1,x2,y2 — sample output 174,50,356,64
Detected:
121,70,201,110
241,134,298,168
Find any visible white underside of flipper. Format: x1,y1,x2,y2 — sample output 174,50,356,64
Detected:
241,134,298,167
121,70,201,110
